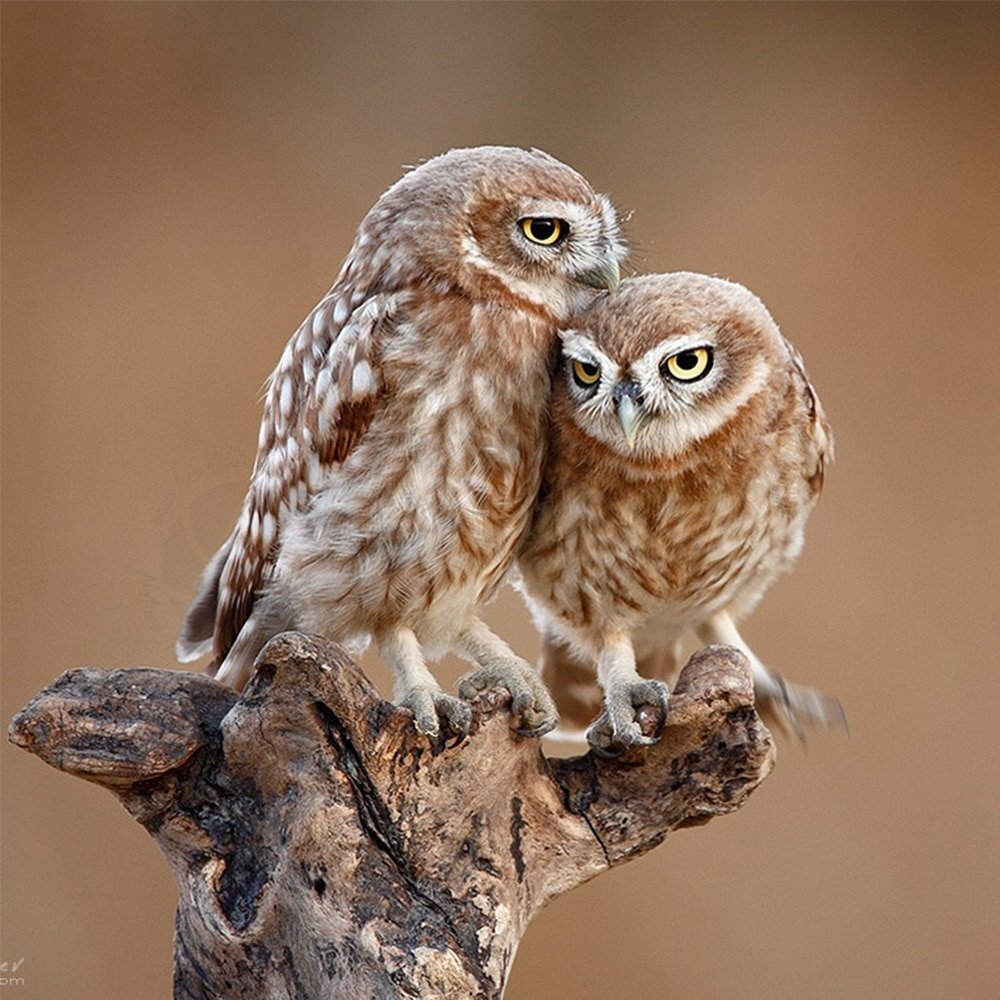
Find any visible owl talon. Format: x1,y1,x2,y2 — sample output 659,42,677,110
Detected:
587,678,670,754
398,687,472,739
586,714,660,757
458,663,558,738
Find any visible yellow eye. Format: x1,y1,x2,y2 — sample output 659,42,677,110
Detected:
520,217,566,246
663,347,713,382
572,359,601,387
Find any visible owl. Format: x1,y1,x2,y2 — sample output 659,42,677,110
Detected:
516,272,842,751
176,146,624,739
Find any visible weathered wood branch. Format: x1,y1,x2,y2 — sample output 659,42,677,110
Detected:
9,634,774,998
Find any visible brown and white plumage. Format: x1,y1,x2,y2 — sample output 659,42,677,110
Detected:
516,272,840,750
177,146,624,738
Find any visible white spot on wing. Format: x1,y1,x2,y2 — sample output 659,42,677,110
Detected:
277,342,295,375
311,304,328,336
351,360,375,397
261,512,276,549
279,379,293,418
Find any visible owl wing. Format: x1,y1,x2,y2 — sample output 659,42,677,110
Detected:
176,283,407,666
784,337,833,499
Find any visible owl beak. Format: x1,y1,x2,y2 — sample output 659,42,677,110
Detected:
613,378,649,449
575,254,621,291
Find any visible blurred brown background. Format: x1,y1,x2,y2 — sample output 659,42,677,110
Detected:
3,3,998,998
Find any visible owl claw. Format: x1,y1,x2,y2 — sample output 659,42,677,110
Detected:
398,687,472,739
458,663,559,738
587,678,670,756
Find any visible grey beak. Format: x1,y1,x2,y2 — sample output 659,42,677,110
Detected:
613,378,649,449
575,254,621,291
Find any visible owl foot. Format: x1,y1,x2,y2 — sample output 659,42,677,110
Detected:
586,678,670,757
756,673,848,742
398,685,473,739
458,662,559,738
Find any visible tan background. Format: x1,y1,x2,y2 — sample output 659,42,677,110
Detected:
3,3,998,998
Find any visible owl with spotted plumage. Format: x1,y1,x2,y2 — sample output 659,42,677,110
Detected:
516,272,842,752
177,146,624,738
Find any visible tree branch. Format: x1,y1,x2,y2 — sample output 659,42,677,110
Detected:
8,634,774,998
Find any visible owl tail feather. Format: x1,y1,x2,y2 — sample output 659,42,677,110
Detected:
175,537,233,663
751,666,849,742
213,614,270,691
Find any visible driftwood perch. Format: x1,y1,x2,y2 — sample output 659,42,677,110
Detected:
9,633,774,998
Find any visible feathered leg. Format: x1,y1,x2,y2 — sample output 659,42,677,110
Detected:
380,626,471,738
457,618,558,737
586,636,670,755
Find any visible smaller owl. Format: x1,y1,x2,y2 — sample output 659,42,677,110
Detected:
516,272,843,751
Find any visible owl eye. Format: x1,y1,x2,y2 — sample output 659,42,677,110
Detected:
520,217,567,246
571,359,601,387
663,347,713,382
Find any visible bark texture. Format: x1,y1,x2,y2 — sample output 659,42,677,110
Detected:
9,633,774,999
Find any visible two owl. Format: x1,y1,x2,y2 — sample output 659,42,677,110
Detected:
178,146,840,750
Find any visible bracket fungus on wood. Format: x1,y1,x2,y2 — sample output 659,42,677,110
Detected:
9,634,774,998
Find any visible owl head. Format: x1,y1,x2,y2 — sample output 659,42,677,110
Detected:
556,272,790,463
349,146,625,321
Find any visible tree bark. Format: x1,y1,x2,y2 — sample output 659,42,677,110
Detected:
8,633,774,999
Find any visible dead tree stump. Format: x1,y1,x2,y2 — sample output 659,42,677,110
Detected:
8,633,774,998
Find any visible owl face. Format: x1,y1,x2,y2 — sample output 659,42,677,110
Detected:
556,273,785,461
353,146,625,322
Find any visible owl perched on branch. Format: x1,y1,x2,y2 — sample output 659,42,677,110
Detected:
516,272,842,752
177,146,624,738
